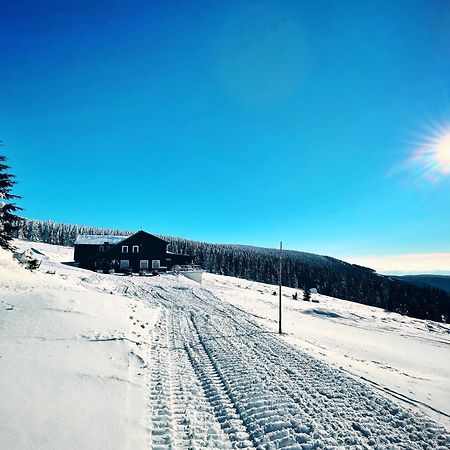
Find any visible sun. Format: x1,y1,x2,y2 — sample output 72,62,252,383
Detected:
435,132,450,174
409,124,450,182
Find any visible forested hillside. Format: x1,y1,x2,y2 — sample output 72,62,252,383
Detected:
391,275,450,293
14,219,450,323
15,219,134,247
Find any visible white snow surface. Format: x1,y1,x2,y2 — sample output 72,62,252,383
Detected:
73,234,127,245
205,275,450,430
0,241,159,450
1,239,449,449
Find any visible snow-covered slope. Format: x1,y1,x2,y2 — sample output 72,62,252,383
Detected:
1,240,449,449
205,275,450,430
0,242,159,450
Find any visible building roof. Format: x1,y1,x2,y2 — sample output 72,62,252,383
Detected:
128,230,169,244
74,235,128,245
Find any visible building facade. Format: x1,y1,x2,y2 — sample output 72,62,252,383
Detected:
74,230,191,272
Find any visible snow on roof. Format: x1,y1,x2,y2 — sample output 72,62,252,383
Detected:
74,235,127,245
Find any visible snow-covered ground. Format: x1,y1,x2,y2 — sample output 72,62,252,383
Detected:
0,241,159,450
1,240,449,449
205,275,450,431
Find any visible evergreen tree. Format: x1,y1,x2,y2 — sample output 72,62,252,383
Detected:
303,287,311,302
0,153,23,251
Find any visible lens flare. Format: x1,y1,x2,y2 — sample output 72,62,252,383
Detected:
409,124,450,183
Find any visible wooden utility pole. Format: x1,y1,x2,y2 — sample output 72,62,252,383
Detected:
279,240,282,334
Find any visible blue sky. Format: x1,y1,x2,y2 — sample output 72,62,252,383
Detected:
1,0,450,272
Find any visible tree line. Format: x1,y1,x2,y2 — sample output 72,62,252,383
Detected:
14,218,450,323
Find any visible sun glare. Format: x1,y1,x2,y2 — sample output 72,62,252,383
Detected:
435,132,450,174
409,125,450,182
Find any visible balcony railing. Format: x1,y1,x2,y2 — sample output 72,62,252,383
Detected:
174,264,202,272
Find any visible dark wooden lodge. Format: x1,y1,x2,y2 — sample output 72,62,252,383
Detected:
74,230,191,273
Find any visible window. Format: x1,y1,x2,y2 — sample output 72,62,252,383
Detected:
99,246,104,252
120,260,129,269
152,260,160,269
140,260,148,269
132,245,139,253
122,246,128,253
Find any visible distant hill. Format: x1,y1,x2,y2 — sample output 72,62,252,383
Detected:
13,218,450,323
391,275,450,293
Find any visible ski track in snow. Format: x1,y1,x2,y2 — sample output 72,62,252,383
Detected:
123,279,449,450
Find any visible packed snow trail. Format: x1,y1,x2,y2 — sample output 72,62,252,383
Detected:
148,311,234,449
119,277,450,450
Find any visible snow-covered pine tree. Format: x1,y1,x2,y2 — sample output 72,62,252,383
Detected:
303,287,311,302
0,153,23,251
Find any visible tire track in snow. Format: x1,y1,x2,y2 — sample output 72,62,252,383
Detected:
190,312,331,448
184,313,255,449
131,278,450,449
148,313,176,449
148,310,233,449
190,291,449,448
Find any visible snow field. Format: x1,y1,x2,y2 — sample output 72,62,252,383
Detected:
2,240,450,449
0,244,159,450
127,278,449,449
205,274,450,430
